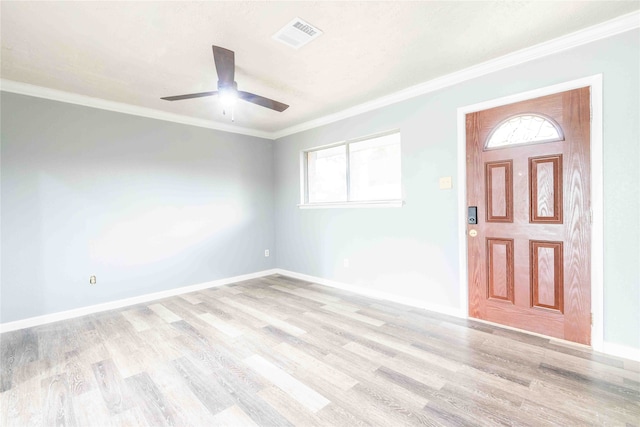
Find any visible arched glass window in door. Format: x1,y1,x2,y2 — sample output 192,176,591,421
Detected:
485,114,564,149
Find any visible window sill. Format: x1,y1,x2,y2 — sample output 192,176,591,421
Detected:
298,200,404,209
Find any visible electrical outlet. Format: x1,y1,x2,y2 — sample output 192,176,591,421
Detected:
265,249,270,257
343,258,349,268
89,275,96,285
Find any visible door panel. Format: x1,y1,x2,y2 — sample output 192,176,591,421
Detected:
486,238,514,303
466,88,591,345
530,155,563,223
530,240,563,312
485,161,513,222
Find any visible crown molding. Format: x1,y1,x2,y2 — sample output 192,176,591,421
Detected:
272,10,640,139
1,11,638,141
0,79,272,140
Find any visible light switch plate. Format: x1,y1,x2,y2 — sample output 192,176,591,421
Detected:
439,176,453,190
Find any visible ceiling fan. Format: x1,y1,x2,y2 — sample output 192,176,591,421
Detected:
161,45,289,120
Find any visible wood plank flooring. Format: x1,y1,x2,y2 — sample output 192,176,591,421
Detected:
1,274,639,426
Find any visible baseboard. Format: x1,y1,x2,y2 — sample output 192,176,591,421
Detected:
0,269,279,333
602,341,640,362
5,267,637,362
274,268,466,319
274,269,640,362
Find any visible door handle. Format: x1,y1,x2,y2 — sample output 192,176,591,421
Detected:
468,206,478,224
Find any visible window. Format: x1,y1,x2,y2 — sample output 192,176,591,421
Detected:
486,114,563,149
302,131,401,207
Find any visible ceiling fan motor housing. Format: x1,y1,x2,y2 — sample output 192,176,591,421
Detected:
218,81,238,92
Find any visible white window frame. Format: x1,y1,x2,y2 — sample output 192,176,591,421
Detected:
299,130,403,209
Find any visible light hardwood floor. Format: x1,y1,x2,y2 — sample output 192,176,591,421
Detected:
1,274,639,426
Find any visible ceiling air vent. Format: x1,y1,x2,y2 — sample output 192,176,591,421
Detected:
272,17,322,49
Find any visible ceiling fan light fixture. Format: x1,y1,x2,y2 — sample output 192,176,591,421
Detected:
219,86,238,110
218,82,238,120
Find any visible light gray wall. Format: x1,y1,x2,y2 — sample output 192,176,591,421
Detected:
274,29,640,349
1,93,275,323
1,30,638,351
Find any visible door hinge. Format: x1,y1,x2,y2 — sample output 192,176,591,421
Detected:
591,313,593,326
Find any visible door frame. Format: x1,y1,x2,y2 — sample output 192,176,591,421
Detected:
456,74,604,351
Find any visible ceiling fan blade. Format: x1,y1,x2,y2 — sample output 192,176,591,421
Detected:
238,91,289,112
212,45,235,85
161,91,218,101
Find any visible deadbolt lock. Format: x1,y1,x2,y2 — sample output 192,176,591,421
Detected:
469,229,478,237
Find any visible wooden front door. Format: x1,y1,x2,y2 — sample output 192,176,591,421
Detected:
466,87,591,345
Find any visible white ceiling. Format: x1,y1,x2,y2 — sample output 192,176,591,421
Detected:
1,1,638,134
